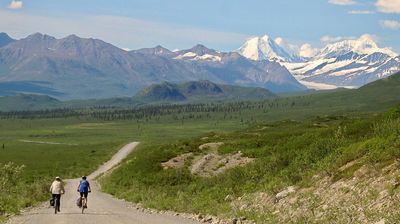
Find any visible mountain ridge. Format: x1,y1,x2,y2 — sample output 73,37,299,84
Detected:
0,32,15,48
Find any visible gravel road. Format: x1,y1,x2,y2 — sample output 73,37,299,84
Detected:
7,142,200,224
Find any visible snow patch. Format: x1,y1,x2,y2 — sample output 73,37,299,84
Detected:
298,80,338,90
195,54,221,62
174,52,221,62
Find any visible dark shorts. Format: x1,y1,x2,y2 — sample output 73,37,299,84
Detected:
80,192,88,198
52,194,61,207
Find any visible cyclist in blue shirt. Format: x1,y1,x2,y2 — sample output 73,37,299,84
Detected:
77,176,91,207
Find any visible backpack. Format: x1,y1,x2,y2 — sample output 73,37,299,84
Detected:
76,197,82,207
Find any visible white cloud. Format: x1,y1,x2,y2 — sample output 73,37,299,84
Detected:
299,43,319,58
274,37,320,58
320,35,346,44
375,0,400,13
274,37,300,54
381,20,400,30
358,33,379,42
328,0,356,5
348,10,375,14
0,10,247,51
274,37,284,46
8,0,23,9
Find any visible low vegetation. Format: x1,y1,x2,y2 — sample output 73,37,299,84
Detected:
100,105,400,223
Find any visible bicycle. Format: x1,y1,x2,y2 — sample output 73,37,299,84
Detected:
79,191,90,214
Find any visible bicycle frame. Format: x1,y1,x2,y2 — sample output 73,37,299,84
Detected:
81,196,87,214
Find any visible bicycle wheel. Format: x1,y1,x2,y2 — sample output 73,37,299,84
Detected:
81,198,85,214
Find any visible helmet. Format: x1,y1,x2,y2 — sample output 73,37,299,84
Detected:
55,176,61,180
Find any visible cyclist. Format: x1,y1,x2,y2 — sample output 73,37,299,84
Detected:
77,176,91,208
50,176,65,212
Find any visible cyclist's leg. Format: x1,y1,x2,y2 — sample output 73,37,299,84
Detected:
56,194,61,211
52,194,56,206
79,192,84,207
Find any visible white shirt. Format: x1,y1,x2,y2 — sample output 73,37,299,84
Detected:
50,180,65,194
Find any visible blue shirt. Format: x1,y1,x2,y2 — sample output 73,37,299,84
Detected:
79,180,90,192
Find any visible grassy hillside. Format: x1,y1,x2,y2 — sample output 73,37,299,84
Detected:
136,81,188,101
0,94,62,111
129,80,276,103
303,72,400,110
100,105,400,223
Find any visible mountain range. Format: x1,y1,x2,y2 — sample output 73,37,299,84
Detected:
0,32,305,99
236,34,400,89
0,32,399,100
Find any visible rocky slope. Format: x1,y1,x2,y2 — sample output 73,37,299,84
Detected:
232,160,400,223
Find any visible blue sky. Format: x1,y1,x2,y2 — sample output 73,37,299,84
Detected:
0,0,399,53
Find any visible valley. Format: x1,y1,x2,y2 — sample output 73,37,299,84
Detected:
1,72,400,223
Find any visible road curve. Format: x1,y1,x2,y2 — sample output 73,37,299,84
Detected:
7,142,199,224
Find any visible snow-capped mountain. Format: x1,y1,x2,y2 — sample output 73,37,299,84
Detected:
0,33,306,99
173,44,223,62
318,35,397,59
237,34,400,89
169,44,306,92
235,35,302,62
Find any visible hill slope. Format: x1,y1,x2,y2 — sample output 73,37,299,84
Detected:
307,71,400,110
101,103,400,223
136,80,276,102
137,82,187,101
0,94,62,111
